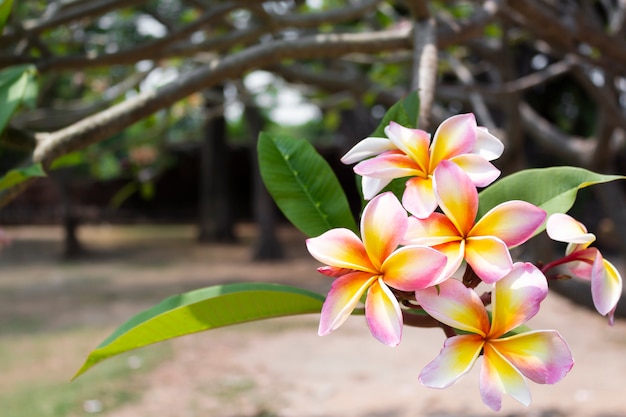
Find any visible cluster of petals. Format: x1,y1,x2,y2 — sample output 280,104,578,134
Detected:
403,160,546,283
340,113,504,218
305,192,448,347
546,213,623,324
415,262,574,411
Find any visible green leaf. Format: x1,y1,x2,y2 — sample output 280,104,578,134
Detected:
258,132,357,237
0,0,13,34
477,167,626,228
371,91,420,137
0,163,46,192
50,151,86,170
74,283,325,379
0,64,38,133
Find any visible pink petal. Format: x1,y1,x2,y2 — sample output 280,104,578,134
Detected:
546,213,596,244
384,122,431,172
341,137,396,164
419,334,484,389
318,271,377,336
471,201,546,247
433,160,478,235
404,213,461,246
361,176,392,200
490,330,574,384
480,343,531,411
449,154,501,187
365,279,403,346
355,150,422,179
465,236,513,284
474,126,504,161
306,229,376,273
361,192,407,269
488,262,548,338
429,113,477,171
402,176,438,219
432,241,466,283
414,278,490,335
591,254,623,321
317,266,352,277
382,245,448,290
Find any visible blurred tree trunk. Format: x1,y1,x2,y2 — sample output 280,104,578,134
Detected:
56,169,84,259
244,104,284,260
197,86,237,243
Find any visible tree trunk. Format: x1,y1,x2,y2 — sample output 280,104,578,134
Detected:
56,170,84,259
244,104,284,260
197,86,237,243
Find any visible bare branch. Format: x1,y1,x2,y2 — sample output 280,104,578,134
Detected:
30,29,412,166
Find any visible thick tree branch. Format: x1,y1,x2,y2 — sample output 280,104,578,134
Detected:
30,29,411,165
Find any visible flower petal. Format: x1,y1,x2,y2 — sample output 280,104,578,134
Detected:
365,279,403,346
415,278,490,335
318,271,377,336
480,343,531,411
382,245,448,290
471,201,546,248
474,126,504,161
384,122,430,172
489,263,548,338
449,154,501,187
361,192,407,269
341,137,396,164
429,113,477,171
354,150,422,178
402,176,438,219
404,213,461,246
306,229,376,273
465,236,512,284
361,176,393,200
490,330,574,385
419,334,484,388
591,254,623,322
546,213,596,244
433,240,466,283
433,160,478,235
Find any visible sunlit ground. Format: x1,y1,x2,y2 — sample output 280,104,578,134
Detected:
0,224,625,417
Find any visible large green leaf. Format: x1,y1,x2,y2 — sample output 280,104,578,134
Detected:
258,132,357,237
0,64,38,133
74,283,325,379
478,167,626,226
0,163,46,192
371,90,420,136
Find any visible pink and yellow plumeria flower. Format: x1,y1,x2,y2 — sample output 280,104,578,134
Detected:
546,213,623,324
306,192,448,346
404,160,546,283
415,262,574,411
340,113,504,218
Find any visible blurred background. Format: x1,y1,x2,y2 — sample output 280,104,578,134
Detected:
0,1,625,416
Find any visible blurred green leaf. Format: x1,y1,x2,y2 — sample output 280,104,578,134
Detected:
0,0,13,34
74,283,325,379
50,151,86,170
258,132,357,237
0,163,46,192
0,64,38,133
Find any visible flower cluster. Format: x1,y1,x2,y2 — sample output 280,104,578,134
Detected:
306,113,623,411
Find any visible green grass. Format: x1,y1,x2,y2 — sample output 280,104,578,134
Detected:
0,329,172,417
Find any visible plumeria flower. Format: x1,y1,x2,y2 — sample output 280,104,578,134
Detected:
415,263,574,411
546,213,623,324
404,160,546,283
340,113,504,218
306,192,448,346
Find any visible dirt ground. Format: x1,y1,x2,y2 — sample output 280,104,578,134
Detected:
1,224,625,417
